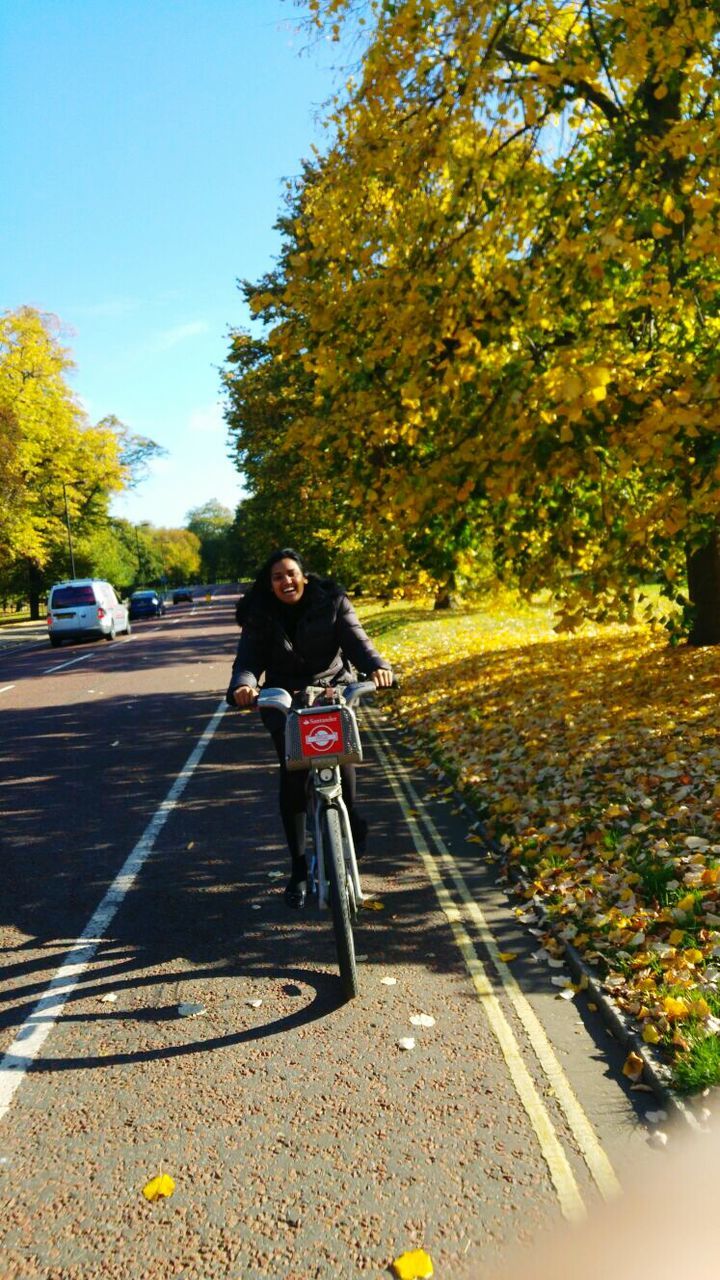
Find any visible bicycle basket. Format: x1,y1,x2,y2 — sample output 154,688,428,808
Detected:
285,704,363,770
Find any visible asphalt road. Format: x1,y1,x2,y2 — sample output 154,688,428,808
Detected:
0,596,666,1279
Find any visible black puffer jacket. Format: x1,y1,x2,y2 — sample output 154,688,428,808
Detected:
226,576,390,704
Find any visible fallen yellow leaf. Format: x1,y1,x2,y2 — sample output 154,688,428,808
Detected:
622,1051,644,1080
392,1249,434,1279
498,951,517,963
636,976,657,992
642,1023,662,1044
663,996,689,1020
362,899,385,911
360,597,720,1086
142,1173,175,1202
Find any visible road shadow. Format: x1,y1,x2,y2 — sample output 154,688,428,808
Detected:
0,608,668,1119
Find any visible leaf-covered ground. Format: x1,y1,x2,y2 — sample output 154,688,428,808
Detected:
361,596,720,1093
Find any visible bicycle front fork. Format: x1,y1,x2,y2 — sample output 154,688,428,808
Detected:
309,769,364,909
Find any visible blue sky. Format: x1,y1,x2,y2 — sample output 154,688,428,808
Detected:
0,0,343,527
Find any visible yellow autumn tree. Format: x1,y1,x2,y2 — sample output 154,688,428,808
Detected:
0,307,160,614
231,0,720,634
223,191,398,588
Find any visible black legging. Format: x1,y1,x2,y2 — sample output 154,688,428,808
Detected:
262,707,359,868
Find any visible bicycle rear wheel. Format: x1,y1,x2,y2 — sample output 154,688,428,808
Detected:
322,806,358,1000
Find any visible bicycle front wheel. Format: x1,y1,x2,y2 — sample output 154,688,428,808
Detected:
322,806,358,1000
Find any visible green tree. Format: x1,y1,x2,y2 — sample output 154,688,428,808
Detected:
223,263,395,592
30,520,202,597
78,522,139,593
152,527,202,585
185,499,235,582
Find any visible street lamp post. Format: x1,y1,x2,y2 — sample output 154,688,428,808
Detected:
62,482,76,578
134,525,142,577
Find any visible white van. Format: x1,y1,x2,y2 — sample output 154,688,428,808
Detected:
47,579,132,647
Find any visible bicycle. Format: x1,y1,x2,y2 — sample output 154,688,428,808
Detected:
257,681,378,1000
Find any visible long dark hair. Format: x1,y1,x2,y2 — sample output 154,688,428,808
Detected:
253,547,308,600
236,548,310,626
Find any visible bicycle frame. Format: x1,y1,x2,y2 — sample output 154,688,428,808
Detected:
256,680,375,910
306,764,363,910
255,680,378,1000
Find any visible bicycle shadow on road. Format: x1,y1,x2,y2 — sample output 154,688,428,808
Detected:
0,958,347,1075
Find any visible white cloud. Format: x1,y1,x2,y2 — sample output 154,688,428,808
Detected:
153,320,209,351
188,402,225,434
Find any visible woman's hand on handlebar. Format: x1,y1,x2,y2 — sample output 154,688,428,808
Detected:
233,684,258,709
372,667,393,690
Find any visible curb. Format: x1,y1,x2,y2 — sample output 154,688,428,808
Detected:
559,933,704,1131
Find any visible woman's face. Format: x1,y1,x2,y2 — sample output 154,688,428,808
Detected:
270,557,307,604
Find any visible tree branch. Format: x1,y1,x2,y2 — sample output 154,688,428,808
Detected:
582,0,625,115
495,39,621,122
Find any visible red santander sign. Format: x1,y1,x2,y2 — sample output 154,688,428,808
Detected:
300,710,343,757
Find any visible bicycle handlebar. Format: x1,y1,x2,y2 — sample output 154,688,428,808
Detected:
256,687,292,714
255,679,393,717
343,680,377,707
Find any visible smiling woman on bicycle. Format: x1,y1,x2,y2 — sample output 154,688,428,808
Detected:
227,548,393,907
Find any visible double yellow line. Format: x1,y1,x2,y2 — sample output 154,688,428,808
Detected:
366,719,621,1223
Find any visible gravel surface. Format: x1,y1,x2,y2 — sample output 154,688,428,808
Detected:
0,600,657,1277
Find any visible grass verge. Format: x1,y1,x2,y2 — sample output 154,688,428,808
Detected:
360,592,720,1094
0,610,31,626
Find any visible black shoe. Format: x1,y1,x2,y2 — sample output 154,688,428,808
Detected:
284,879,307,909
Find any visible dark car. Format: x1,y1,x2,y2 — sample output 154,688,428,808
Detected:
172,587,194,604
128,590,166,620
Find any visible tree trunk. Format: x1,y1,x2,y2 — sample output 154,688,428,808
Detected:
433,590,460,610
686,532,720,645
26,560,44,621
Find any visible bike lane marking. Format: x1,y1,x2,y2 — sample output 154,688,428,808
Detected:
0,698,228,1123
367,720,621,1221
381,734,622,1202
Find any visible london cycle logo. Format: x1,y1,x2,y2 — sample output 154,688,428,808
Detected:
301,713,342,755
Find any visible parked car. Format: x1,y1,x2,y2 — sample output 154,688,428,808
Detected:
172,587,194,604
47,579,131,647
129,589,166,620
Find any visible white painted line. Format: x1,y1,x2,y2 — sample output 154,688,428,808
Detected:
366,719,590,1223
0,685,15,694
0,698,228,1121
43,653,96,675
